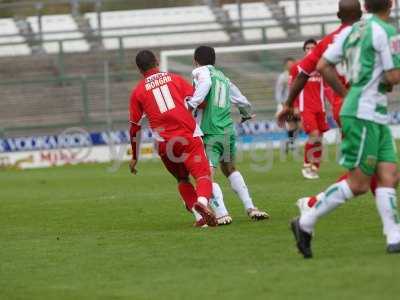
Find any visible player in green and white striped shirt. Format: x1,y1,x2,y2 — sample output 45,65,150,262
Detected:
291,0,400,258
187,46,269,225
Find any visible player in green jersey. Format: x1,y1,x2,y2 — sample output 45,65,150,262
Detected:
290,0,400,258
187,46,269,225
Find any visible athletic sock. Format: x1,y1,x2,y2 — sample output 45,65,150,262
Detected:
210,182,229,218
304,141,322,168
304,142,313,165
375,188,400,245
228,171,255,210
300,180,354,233
195,176,212,201
178,182,197,211
312,141,322,169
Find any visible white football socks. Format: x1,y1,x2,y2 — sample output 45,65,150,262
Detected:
300,180,354,233
375,187,400,245
228,171,255,211
210,182,229,218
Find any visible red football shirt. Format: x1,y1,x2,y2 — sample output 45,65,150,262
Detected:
299,24,348,76
290,62,324,113
297,23,351,114
129,68,200,141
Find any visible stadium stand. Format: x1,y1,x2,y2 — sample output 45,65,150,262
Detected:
0,1,343,56
0,18,31,57
0,78,134,133
27,15,90,54
85,6,230,50
0,55,56,81
280,0,340,36
223,2,286,40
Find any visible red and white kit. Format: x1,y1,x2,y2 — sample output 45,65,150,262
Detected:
298,24,351,126
290,62,328,135
129,68,212,210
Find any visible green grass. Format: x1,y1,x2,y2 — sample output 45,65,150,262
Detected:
1,150,400,300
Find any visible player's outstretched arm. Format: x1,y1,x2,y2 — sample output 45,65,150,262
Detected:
317,58,347,98
276,71,309,128
230,82,255,122
285,72,309,108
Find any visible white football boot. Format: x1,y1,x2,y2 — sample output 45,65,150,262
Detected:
302,164,319,180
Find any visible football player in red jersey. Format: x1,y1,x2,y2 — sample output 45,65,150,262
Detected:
277,0,362,128
129,50,217,227
276,0,368,212
290,39,329,180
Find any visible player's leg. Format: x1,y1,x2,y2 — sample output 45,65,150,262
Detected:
314,111,330,168
301,111,321,179
177,178,197,212
204,135,232,225
286,120,297,152
220,134,269,220
293,167,370,258
292,117,375,258
158,139,212,227
210,166,232,225
184,137,217,227
298,117,376,212
375,125,400,253
158,142,196,211
177,177,208,227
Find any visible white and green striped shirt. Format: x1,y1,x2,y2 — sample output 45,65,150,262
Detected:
324,14,400,124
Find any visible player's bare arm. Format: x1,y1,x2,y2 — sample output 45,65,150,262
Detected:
317,58,348,98
129,122,141,175
277,72,309,128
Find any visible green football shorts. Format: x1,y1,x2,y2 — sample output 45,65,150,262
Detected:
203,134,237,168
340,116,398,176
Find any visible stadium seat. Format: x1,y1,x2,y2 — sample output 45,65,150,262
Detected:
222,2,286,41
27,15,90,54
0,18,31,57
85,6,230,50
280,0,339,36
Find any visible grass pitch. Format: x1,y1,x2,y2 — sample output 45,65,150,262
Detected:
1,150,400,299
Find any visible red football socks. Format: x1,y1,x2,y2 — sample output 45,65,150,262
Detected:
195,177,213,201
178,182,197,211
304,141,322,168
